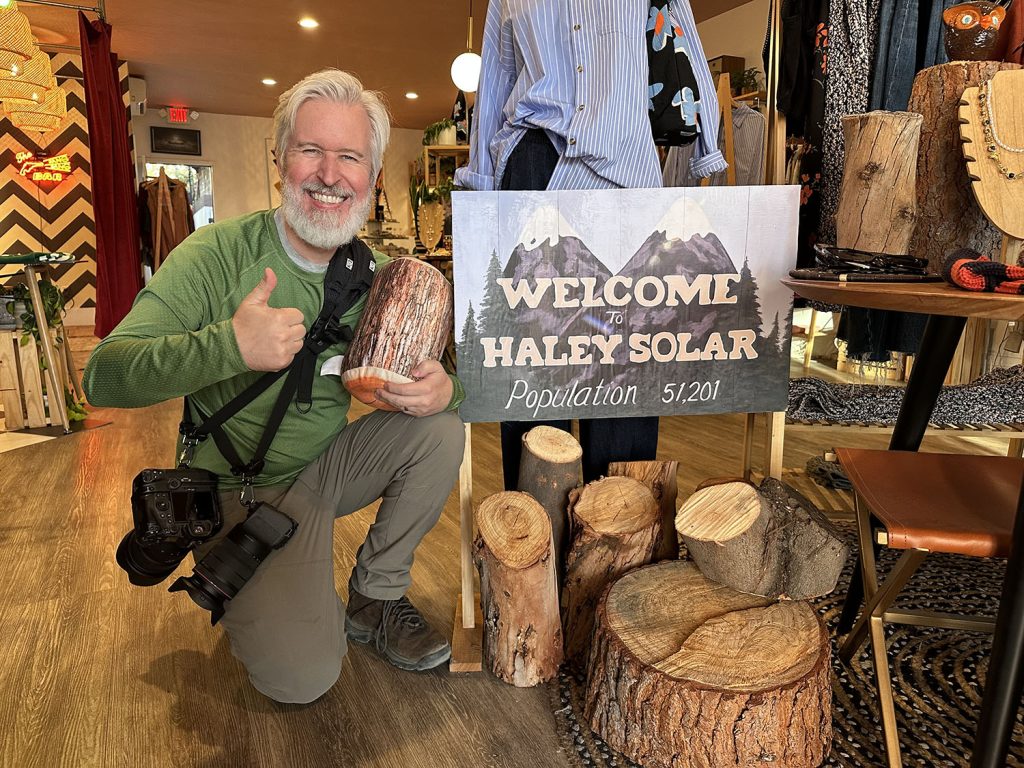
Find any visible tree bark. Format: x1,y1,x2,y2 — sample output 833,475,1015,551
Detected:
341,257,453,410
836,111,922,255
676,477,848,600
474,491,563,686
585,562,832,768
909,62,1023,273
607,460,680,561
517,426,582,582
562,476,660,665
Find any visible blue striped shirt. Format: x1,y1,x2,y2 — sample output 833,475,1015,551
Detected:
455,0,728,191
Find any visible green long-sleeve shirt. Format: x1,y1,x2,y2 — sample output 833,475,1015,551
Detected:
84,209,464,488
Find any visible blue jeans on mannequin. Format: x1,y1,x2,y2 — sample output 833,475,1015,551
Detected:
497,129,659,488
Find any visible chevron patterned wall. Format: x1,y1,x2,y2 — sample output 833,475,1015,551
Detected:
1,54,133,322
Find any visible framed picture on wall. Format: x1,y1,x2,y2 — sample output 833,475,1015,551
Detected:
150,126,202,156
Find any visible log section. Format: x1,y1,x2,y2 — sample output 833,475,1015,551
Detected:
608,460,680,561
676,478,848,600
585,562,832,768
908,62,1022,273
341,257,453,410
517,426,582,581
836,111,922,255
562,476,660,664
474,491,563,686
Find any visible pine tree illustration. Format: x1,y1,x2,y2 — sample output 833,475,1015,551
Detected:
459,301,480,384
734,257,764,338
478,249,509,339
762,311,781,361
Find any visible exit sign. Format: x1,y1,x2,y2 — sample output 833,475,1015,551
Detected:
168,106,189,124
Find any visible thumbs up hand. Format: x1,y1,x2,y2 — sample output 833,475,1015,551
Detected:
232,268,307,371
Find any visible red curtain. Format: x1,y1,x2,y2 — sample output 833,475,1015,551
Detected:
79,12,141,338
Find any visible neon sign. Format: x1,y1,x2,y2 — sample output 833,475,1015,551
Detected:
16,151,72,186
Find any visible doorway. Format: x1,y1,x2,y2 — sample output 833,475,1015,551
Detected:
144,161,215,229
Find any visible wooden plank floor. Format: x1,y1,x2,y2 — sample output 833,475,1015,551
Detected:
0,338,1013,768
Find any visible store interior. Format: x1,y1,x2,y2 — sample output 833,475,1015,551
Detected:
1,1,1024,767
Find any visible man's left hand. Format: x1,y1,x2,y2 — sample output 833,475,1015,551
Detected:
375,360,453,417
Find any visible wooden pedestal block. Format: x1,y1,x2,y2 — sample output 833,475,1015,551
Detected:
585,562,832,768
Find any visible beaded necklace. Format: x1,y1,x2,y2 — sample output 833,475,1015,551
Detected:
979,78,1024,181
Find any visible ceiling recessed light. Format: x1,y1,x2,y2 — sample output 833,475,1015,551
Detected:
405,92,418,99
262,78,277,86
298,17,319,29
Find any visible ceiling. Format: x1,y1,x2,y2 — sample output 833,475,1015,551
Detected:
19,0,753,129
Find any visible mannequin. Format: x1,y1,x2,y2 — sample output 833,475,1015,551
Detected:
456,0,728,486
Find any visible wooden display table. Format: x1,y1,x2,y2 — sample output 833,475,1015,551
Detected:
784,278,1024,768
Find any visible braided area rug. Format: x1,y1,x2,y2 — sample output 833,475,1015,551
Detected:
547,527,1024,768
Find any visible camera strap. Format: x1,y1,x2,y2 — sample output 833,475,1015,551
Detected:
179,239,377,502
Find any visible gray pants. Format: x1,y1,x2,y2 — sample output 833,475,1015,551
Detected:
192,409,465,703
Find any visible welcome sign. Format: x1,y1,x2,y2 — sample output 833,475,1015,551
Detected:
451,186,799,423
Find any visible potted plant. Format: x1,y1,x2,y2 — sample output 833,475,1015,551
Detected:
423,118,456,146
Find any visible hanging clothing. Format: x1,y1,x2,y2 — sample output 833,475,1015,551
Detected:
455,0,726,192
662,103,766,186
138,174,195,270
1002,1,1024,65
869,0,956,112
646,1,701,148
765,0,830,269
819,0,881,245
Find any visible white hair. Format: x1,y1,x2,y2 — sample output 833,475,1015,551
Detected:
273,69,391,181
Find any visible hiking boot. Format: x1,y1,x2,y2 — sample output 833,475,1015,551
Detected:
345,591,451,671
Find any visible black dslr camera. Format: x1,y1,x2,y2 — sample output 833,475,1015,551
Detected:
117,468,297,624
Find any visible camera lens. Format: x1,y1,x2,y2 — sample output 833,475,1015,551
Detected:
115,530,188,586
168,503,296,625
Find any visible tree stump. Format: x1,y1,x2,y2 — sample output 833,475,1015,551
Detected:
585,562,832,768
517,426,582,581
563,476,660,665
908,62,1022,273
676,477,848,600
608,460,680,561
341,257,453,410
836,111,922,255
474,491,563,686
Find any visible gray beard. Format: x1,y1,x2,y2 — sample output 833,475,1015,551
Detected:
281,180,372,250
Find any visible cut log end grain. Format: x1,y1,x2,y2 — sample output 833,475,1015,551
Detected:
675,481,763,544
477,491,552,569
586,561,832,768
341,366,413,411
522,425,583,464
571,476,659,536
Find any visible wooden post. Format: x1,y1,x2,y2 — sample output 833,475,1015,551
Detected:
516,426,582,581
474,491,563,686
836,112,923,255
562,476,660,665
451,422,482,673
24,266,69,432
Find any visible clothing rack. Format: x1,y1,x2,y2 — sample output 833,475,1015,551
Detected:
17,0,104,18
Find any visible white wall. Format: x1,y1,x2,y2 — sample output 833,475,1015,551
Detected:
698,0,771,83
132,111,423,238
132,110,277,222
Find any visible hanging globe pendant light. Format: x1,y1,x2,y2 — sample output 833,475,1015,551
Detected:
450,0,481,93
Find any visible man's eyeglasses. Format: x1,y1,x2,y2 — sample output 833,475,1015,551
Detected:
813,244,929,275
